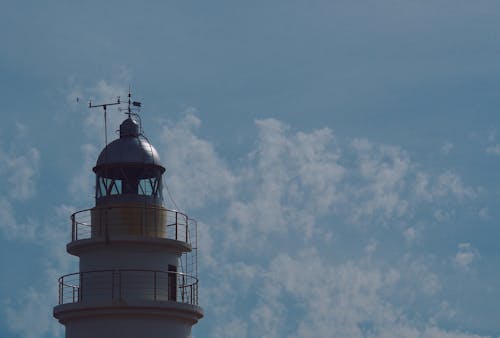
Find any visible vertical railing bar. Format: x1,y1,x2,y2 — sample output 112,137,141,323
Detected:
80,272,83,302
167,271,171,301
154,271,157,301
71,214,75,241
175,212,178,240
111,271,115,301
119,270,122,301
183,274,186,302
58,279,62,304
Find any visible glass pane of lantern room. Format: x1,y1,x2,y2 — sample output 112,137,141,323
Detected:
112,180,122,195
139,178,156,196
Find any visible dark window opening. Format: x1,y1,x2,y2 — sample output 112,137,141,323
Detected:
95,171,162,199
168,265,177,301
96,177,122,198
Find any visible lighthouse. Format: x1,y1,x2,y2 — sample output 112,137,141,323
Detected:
53,100,203,338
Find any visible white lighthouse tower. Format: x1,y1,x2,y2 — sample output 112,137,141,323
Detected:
54,99,203,338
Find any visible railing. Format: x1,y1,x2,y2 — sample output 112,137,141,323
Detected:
71,207,196,244
58,269,199,306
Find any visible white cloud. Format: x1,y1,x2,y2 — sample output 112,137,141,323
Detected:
415,171,477,203
487,131,496,143
0,198,38,240
434,208,454,222
157,116,478,249
0,142,41,240
365,238,378,256
3,112,488,338
153,116,487,337
414,172,433,201
0,146,40,201
159,113,236,210
486,144,500,155
221,118,347,246
238,249,483,338
68,143,98,202
350,139,410,222
86,80,128,130
64,78,131,144
210,318,248,338
203,249,453,338
159,115,346,246
4,288,62,338
2,203,77,338
15,122,28,139
404,227,417,242
478,207,489,220
441,141,454,154
454,243,479,269
436,172,477,200
420,327,487,338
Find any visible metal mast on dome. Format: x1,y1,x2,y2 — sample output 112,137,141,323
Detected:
88,88,143,147
120,88,143,133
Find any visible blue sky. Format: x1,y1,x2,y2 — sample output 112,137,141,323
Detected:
1,1,500,337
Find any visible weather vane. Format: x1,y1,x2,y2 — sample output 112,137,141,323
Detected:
120,87,142,118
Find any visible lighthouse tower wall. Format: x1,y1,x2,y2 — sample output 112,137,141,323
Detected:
65,317,193,338
75,243,182,272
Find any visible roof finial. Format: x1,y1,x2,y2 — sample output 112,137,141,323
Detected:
127,85,132,118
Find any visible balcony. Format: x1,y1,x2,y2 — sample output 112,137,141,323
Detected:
58,269,199,306
70,206,196,244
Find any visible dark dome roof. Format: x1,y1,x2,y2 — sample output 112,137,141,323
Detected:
94,118,164,170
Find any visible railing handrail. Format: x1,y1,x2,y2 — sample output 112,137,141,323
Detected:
58,269,198,285
58,269,199,306
69,206,197,244
72,206,190,224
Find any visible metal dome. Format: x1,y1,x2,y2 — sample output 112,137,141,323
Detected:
94,118,165,172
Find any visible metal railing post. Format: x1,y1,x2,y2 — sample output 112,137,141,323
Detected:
112,271,115,301
71,214,75,241
58,279,62,304
182,274,186,302
119,270,122,301
154,271,157,301
175,212,178,240
79,272,84,302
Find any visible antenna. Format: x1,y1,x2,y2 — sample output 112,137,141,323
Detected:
89,96,121,147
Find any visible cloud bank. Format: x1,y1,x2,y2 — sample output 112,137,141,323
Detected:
2,112,490,338
158,114,486,338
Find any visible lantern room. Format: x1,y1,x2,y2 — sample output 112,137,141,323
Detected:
93,117,165,206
